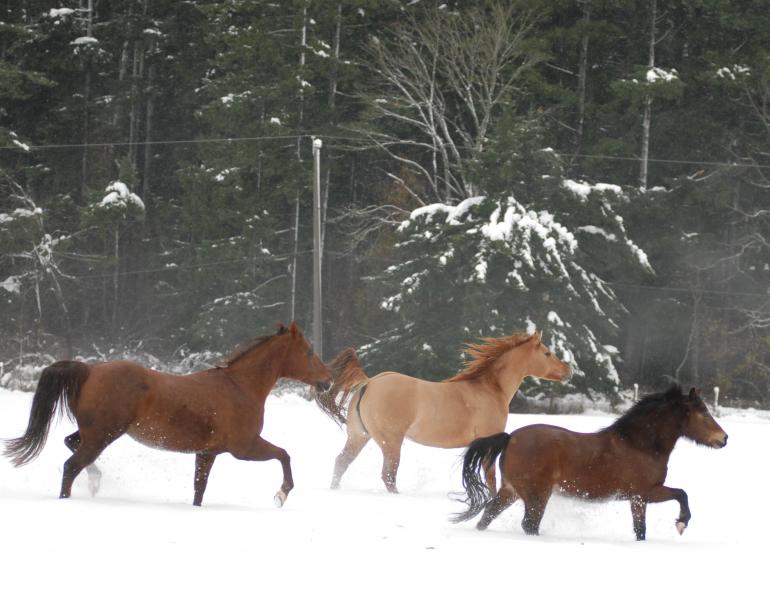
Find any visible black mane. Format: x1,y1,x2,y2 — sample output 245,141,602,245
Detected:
602,384,689,452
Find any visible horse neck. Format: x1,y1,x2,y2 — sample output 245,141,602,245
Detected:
612,409,683,456
227,339,287,401
489,351,528,406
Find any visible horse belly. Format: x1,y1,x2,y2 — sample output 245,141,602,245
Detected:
127,403,221,453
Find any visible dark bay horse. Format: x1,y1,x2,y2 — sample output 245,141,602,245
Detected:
317,331,572,494
453,384,727,540
4,322,332,507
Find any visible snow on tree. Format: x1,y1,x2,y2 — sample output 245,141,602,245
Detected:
365,124,652,399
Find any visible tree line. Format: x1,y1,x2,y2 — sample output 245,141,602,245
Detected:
2,0,770,407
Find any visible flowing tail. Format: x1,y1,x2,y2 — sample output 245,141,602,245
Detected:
3,361,90,466
314,347,369,427
451,432,512,523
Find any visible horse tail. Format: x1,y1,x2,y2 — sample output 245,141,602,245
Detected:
314,347,369,427
3,361,90,467
451,432,512,523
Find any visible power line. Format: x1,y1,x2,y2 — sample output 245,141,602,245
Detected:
2,134,769,170
0,134,303,151
607,281,770,300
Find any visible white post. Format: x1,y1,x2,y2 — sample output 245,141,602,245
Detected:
312,137,324,360
633,383,639,402
713,386,720,415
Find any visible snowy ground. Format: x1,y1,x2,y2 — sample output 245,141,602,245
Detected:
1,386,767,594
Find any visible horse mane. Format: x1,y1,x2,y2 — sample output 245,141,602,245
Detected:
314,347,369,427
223,325,289,367
446,332,536,383
603,384,688,451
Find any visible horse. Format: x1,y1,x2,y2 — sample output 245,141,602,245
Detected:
316,331,572,494
452,384,728,540
3,321,332,508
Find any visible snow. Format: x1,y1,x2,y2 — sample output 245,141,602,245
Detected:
646,67,678,83
72,37,99,45
716,65,750,80
563,179,622,200
1,385,764,594
48,8,74,18
0,206,42,224
578,225,616,241
99,181,145,211
0,276,21,294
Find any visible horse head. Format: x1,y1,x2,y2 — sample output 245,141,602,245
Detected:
523,331,572,383
680,387,728,448
278,321,333,392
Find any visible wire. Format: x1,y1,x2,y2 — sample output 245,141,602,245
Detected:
607,281,770,300
2,134,768,170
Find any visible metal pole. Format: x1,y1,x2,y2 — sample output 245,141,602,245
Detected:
713,386,720,415
312,137,323,359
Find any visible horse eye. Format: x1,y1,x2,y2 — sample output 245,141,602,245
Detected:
545,351,552,357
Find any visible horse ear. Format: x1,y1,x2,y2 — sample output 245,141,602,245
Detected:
289,320,299,337
687,387,699,400
533,330,543,343
276,323,288,335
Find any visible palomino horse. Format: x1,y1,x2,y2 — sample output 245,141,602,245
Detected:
316,331,572,493
4,322,331,507
453,384,728,540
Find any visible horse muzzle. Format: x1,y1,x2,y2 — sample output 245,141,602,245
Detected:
710,433,728,448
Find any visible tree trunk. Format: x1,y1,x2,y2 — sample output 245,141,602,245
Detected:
639,0,656,190
290,2,308,321
112,227,120,338
80,0,94,202
574,0,591,163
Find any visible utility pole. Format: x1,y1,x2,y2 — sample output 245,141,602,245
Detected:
312,137,324,359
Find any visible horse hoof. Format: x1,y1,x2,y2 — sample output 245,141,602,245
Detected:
274,491,287,508
675,521,687,535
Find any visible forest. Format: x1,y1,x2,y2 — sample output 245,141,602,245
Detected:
2,0,770,408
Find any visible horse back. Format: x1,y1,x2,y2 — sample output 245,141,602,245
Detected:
503,424,668,499
77,362,254,453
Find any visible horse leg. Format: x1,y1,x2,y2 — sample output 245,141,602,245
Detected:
60,430,121,499
232,436,294,508
377,436,404,494
477,484,517,531
483,457,498,497
630,496,647,541
193,453,217,507
331,431,370,489
520,490,551,536
645,484,691,535
64,431,103,496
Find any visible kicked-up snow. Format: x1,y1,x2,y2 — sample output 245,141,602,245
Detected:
0,387,766,594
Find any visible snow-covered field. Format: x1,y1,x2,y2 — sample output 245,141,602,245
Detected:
1,386,767,594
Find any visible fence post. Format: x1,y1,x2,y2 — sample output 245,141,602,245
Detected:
713,386,720,415
633,383,639,402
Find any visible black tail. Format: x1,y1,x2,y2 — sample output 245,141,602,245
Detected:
3,361,90,466
451,432,512,523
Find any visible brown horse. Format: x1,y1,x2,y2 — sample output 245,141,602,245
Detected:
4,322,331,507
453,384,728,540
317,331,572,493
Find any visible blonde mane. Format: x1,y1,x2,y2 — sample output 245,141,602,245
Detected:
446,332,536,383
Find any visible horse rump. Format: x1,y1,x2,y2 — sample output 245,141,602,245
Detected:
3,361,89,466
